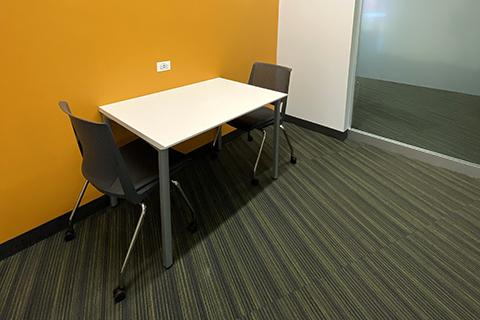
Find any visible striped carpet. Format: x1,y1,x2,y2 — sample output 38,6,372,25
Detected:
1,123,479,319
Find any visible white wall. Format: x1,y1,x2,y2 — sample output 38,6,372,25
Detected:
277,0,358,132
357,0,480,96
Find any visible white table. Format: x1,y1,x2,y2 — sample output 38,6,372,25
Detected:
99,77,287,268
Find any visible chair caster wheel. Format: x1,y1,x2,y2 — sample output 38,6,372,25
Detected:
187,222,198,233
247,135,253,142
251,178,259,186
113,286,126,303
64,228,76,242
290,156,297,164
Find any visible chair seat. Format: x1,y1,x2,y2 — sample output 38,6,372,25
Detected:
105,139,188,197
228,106,275,131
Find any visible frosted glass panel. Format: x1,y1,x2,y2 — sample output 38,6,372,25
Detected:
353,0,480,164
357,0,480,95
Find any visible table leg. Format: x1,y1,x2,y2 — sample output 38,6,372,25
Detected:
273,102,280,179
158,149,173,268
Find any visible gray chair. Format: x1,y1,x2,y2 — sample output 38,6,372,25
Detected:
214,62,296,185
59,101,197,303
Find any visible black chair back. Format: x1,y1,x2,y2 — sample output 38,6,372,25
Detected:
249,62,292,120
59,101,139,203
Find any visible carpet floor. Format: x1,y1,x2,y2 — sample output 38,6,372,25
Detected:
1,123,479,319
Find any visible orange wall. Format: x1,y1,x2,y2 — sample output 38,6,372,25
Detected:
0,0,279,244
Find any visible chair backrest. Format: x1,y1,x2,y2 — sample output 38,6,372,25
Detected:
249,62,292,120
59,101,139,202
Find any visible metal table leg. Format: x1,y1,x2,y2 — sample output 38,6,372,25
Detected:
273,102,280,179
158,148,173,268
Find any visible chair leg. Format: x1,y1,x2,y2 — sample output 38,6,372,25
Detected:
212,126,222,158
212,126,222,149
252,129,267,185
280,124,297,164
64,180,89,242
171,180,198,233
113,203,147,303
247,131,253,141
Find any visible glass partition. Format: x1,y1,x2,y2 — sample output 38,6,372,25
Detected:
352,0,480,164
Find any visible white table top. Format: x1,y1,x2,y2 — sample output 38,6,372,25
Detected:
99,78,287,150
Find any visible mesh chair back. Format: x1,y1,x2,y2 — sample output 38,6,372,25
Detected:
59,101,139,202
249,62,292,120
